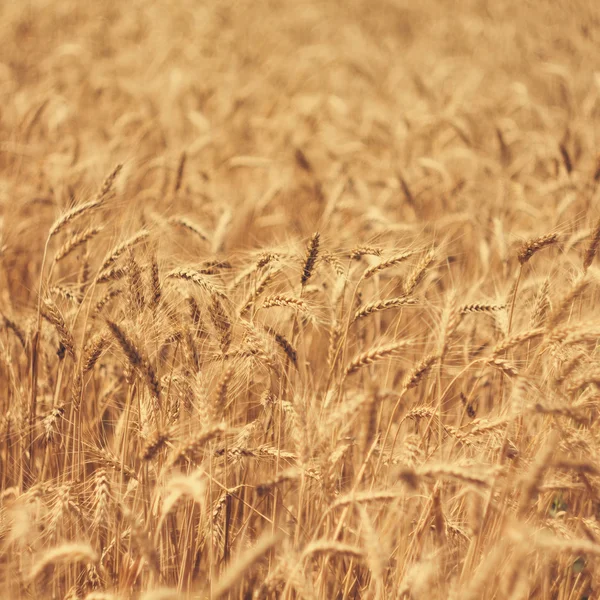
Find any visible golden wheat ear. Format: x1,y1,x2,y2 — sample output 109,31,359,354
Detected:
301,232,320,286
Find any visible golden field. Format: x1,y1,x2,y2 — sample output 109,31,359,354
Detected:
1,0,600,598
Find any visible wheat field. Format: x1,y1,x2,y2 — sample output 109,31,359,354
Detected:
1,0,600,598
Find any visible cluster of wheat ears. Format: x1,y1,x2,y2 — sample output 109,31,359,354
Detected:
1,0,600,598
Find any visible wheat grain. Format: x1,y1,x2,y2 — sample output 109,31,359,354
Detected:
212,534,282,599
491,328,545,356
42,298,76,358
49,200,103,239
403,249,435,295
209,295,232,353
363,249,416,279
106,320,160,403
2,314,27,348
239,268,278,314
530,277,551,327
99,230,150,272
54,226,103,262
167,267,225,298
127,249,145,311
344,340,413,377
584,217,600,270
93,287,123,315
352,297,418,322
96,265,127,284
401,354,438,392
83,332,109,372
260,294,308,312
302,540,364,560
169,423,227,465
29,543,98,582
350,245,383,260
517,233,559,264
142,430,172,461
461,302,506,314
301,232,320,286
150,256,161,310
168,216,210,242
173,151,186,194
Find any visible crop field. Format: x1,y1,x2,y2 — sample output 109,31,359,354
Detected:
1,0,600,598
